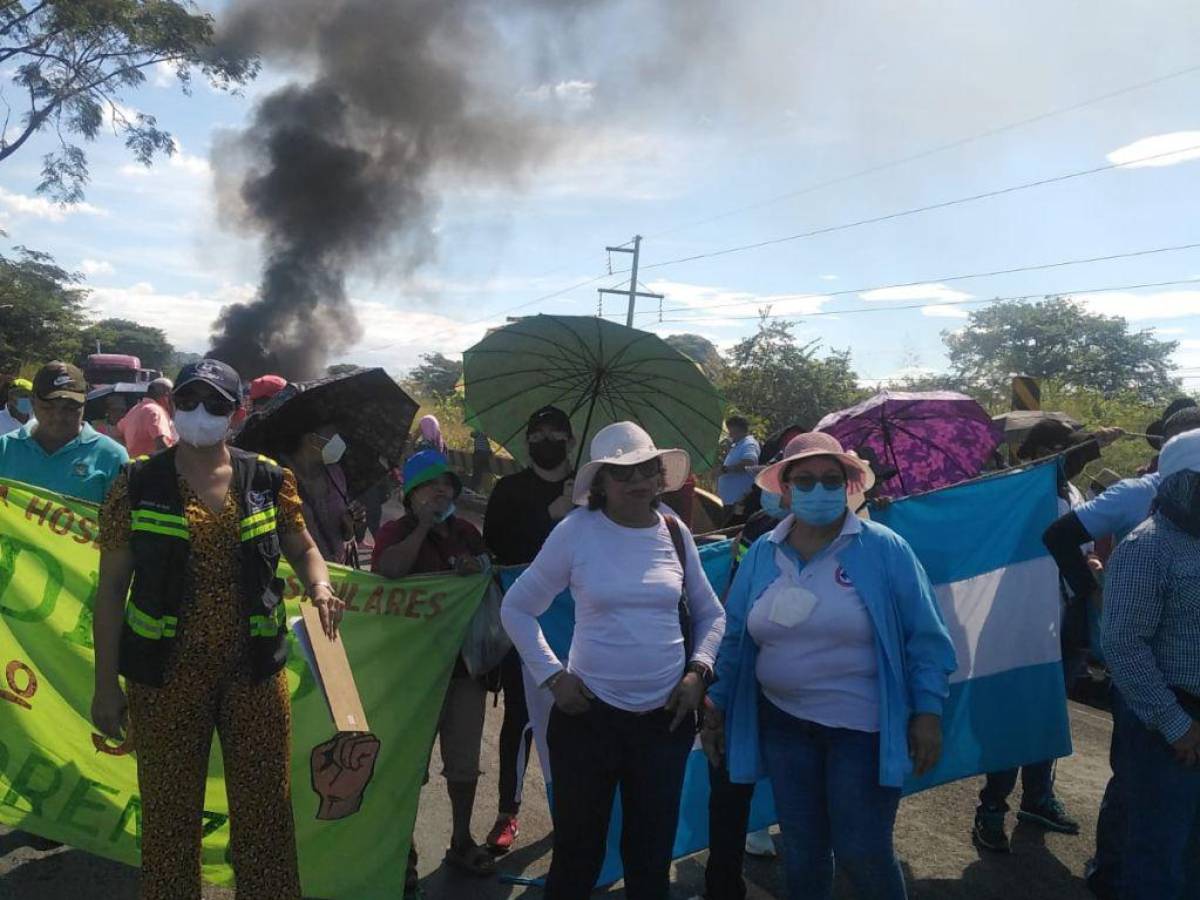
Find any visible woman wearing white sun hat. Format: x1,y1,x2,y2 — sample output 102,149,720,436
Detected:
501,421,726,899
703,432,957,900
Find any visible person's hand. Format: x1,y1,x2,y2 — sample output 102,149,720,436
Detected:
549,672,594,715
548,480,575,521
413,495,442,529
701,702,725,767
91,682,128,742
311,583,345,639
1094,426,1124,447
455,555,483,577
1170,721,1200,767
1086,553,1104,573
665,671,705,732
349,500,367,527
908,713,943,776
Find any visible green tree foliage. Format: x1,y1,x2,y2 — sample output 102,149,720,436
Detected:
78,317,173,371
0,1,258,202
664,333,724,381
721,316,862,435
0,245,89,372
406,352,462,399
944,297,1179,404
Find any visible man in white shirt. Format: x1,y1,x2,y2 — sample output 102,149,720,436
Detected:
717,416,761,525
0,378,34,435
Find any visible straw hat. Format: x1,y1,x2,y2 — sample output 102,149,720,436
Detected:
756,432,874,497
572,422,690,506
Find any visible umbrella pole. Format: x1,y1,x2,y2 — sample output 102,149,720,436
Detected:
881,418,908,495
574,376,603,473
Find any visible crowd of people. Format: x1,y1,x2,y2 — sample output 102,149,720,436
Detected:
0,358,1198,900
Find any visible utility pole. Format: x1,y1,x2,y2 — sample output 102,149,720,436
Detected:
600,235,663,327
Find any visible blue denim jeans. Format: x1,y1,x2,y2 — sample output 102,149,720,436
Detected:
759,698,907,900
1115,691,1200,900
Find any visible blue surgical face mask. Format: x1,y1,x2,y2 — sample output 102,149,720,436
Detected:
759,490,786,519
15,397,32,416
789,483,848,526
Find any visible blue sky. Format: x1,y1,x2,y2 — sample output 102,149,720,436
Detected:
2,0,1200,389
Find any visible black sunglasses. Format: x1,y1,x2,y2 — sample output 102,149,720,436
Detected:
174,391,237,416
607,459,663,482
788,474,847,492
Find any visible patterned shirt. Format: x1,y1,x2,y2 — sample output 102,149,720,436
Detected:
1102,513,1200,742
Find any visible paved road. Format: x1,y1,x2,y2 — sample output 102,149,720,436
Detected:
0,701,1112,898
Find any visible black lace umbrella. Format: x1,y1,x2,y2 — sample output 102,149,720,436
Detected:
233,367,418,498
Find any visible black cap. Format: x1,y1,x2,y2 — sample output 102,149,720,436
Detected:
33,361,87,403
175,359,241,403
526,405,572,435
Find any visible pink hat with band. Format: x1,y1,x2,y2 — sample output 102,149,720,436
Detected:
756,432,874,496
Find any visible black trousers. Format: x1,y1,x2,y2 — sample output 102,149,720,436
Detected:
704,762,755,900
498,647,533,814
545,700,694,899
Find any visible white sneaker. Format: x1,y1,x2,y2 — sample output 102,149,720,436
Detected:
744,828,776,857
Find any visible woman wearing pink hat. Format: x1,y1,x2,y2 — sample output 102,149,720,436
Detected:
703,432,956,900
501,421,726,899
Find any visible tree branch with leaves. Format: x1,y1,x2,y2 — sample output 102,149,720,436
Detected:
0,0,258,202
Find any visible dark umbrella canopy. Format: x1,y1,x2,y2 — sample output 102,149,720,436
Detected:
233,367,418,498
815,390,1003,498
462,315,725,471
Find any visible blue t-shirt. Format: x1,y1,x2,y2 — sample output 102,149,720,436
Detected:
718,435,761,505
1075,472,1161,542
0,423,128,504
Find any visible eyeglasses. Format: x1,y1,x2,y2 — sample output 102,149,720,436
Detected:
607,459,663,482
788,474,847,492
174,392,236,417
528,431,571,444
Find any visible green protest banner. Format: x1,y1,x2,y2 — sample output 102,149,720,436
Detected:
0,477,486,898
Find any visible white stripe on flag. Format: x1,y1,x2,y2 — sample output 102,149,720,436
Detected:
934,554,1062,685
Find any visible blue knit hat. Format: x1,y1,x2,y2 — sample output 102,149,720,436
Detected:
403,450,462,497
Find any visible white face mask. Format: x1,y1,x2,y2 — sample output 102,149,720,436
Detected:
321,433,347,465
174,407,232,447
434,502,456,523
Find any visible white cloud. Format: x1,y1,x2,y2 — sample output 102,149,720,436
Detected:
0,187,106,221
101,101,140,130
118,139,210,179
86,282,251,351
1106,132,1200,169
1153,327,1187,335
521,79,596,110
640,278,828,331
1072,291,1200,321
151,61,180,89
80,259,115,276
858,365,943,389
1179,339,1200,350
859,283,973,303
921,304,969,319
819,274,839,281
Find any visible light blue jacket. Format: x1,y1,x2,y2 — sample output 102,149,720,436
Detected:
710,516,957,788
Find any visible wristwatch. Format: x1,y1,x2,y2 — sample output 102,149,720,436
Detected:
686,661,715,688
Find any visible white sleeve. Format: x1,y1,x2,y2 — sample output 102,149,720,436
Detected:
500,512,579,686
679,524,726,668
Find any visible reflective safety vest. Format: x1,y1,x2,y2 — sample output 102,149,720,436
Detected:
118,446,290,687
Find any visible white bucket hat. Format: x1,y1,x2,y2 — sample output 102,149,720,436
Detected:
572,421,691,506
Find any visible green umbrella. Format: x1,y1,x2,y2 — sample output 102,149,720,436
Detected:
463,315,724,470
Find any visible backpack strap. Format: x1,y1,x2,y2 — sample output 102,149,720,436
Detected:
664,515,694,665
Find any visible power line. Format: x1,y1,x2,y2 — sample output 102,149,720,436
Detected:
642,62,1200,240
649,277,1200,326
632,241,1200,318
629,142,1200,275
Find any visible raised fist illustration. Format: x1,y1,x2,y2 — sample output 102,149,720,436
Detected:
311,731,381,820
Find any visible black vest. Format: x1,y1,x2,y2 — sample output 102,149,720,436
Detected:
118,447,289,687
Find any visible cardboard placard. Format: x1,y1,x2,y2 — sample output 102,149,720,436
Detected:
297,605,370,733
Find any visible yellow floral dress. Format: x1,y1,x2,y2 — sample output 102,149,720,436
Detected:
100,469,306,900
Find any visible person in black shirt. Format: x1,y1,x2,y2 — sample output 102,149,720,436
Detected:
482,405,575,852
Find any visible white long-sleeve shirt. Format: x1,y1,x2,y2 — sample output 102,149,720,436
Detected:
501,508,726,712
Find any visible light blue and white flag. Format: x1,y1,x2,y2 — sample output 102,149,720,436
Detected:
874,460,1073,790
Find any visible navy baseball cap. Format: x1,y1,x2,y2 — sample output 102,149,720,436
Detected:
526,405,572,435
175,359,241,403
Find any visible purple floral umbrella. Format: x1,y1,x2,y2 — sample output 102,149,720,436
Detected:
815,391,1003,498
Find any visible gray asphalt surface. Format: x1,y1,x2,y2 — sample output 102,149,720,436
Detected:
0,701,1113,899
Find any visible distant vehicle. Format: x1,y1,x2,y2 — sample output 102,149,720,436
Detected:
84,353,161,387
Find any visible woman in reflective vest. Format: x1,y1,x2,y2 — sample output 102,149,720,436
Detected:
90,359,345,900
